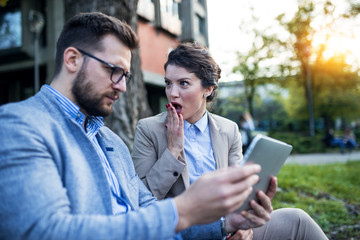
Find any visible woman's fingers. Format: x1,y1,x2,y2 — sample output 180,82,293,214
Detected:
265,176,277,199
166,103,184,157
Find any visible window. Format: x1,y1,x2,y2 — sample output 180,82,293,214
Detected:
197,0,205,7
160,0,179,17
195,14,205,36
0,0,22,50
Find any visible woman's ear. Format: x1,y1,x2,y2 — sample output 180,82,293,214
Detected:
63,47,83,73
205,86,215,97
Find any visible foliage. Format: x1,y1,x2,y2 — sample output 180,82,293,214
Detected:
211,83,247,123
227,0,360,133
312,58,360,122
0,0,8,7
232,12,288,116
276,0,360,131
213,83,291,131
273,161,360,239
268,131,327,153
283,77,307,121
252,86,290,131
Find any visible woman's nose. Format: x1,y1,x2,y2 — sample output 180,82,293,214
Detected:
169,86,180,98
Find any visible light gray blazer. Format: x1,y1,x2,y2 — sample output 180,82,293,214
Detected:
0,86,210,240
132,112,243,200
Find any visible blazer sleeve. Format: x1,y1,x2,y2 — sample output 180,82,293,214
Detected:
132,119,186,200
228,121,244,166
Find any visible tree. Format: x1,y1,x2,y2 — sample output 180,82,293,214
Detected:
277,1,317,135
277,0,360,132
232,13,286,117
63,0,152,149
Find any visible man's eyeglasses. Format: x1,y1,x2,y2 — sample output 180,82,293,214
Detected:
77,48,132,84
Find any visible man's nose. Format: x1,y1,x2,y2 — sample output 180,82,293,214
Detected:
112,78,126,92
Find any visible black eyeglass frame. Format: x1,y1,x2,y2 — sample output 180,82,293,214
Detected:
77,48,132,84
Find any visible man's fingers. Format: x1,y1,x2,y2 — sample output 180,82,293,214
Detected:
220,164,261,184
174,164,263,229
220,187,253,214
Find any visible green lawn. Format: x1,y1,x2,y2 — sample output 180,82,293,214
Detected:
272,161,360,239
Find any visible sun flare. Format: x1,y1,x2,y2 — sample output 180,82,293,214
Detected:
311,29,360,66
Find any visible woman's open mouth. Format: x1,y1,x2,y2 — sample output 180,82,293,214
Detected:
171,102,182,114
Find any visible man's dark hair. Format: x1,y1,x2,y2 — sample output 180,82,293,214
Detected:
53,12,139,77
164,41,221,102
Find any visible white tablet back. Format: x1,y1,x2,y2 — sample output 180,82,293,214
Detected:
237,134,293,212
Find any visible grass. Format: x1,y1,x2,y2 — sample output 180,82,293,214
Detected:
272,161,360,239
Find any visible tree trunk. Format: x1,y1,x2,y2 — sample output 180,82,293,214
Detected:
63,0,152,149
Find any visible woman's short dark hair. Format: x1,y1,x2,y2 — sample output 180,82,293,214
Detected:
53,12,139,77
164,41,221,102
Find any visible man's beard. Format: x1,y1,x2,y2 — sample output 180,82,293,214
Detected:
71,63,114,117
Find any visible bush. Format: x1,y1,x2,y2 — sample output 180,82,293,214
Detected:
267,131,326,153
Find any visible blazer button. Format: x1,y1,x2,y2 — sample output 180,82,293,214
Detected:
173,171,179,177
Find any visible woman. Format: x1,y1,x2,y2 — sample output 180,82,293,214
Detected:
132,42,242,199
132,42,328,240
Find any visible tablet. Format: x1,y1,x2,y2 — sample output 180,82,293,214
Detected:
237,134,293,212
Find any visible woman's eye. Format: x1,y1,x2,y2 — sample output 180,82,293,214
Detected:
180,81,189,86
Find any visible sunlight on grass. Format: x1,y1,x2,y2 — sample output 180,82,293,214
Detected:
272,161,360,239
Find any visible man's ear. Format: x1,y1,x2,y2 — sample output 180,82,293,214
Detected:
63,47,83,73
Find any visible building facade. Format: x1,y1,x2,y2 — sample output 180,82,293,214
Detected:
0,0,208,114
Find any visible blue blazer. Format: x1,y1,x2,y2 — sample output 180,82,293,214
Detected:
0,86,214,240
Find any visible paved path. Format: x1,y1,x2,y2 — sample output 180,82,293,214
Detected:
285,151,360,165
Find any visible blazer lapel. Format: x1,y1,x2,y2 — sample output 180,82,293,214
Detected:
96,132,137,211
65,118,114,214
208,113,228,169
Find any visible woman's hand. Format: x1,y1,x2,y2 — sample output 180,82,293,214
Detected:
166,103,184,159
225,176,277,232
228,229,253,240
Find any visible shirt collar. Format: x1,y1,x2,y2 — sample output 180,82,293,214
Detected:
45,84,104,136
184,111,208,133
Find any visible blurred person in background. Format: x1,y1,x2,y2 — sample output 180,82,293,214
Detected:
239,112,255,153
343,127,357,152
323,128,346,153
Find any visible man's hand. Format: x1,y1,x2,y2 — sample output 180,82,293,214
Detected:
225,176,278,233
174,164,261,231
